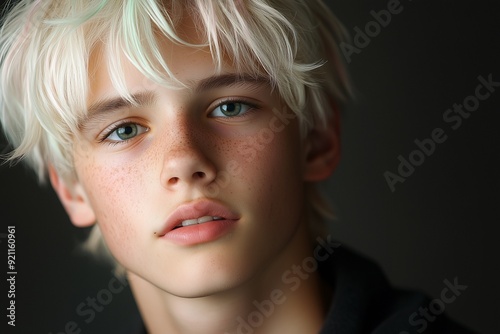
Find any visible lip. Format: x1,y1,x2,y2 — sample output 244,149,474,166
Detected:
159,199,239,245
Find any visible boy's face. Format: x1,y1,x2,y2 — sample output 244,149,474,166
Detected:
63,23,330,298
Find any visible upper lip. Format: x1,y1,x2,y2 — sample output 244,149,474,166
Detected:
158,199,239,236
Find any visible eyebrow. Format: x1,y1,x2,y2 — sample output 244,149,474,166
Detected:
193,73,270,93
81,91,157,130
80,73,270,130
86,91,155,119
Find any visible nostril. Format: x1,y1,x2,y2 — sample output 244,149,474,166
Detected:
168,177,179,185
193,171,205,179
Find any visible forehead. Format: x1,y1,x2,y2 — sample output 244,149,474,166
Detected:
88,44,215,101
87,14,209,95
86,12,266,106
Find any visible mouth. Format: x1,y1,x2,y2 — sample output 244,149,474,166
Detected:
158,199,240,238
173,216,225,229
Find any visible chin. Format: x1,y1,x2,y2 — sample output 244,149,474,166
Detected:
134,260,244,298
163,275,249,299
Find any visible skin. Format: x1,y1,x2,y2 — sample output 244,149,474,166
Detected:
50,17,340,334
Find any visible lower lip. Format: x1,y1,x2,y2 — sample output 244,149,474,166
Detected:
162,219,238,246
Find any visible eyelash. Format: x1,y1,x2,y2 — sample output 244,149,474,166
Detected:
98,120,148,146
209,98,260,119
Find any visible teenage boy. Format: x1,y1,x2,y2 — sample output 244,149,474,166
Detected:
0,1,474,333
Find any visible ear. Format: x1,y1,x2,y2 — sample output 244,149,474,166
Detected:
49,166,96,227
304,102,341,181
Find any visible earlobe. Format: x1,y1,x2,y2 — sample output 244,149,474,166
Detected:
304,105,341,181
49,166,96,227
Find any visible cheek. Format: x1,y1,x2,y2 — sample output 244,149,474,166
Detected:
235,119,306,222
74,150,152,258
224,120,307,276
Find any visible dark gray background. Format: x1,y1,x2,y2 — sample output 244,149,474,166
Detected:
1,0,499,333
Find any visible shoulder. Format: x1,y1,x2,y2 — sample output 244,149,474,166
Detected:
318,245,476,334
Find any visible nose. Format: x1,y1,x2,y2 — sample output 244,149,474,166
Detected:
160,128,217,191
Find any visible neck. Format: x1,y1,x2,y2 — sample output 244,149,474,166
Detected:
129,223,332,334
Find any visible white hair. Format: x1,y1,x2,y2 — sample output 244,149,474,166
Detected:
0,0,351,267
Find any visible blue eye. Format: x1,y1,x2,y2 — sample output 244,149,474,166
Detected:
106,123,148,142
211,101,253,117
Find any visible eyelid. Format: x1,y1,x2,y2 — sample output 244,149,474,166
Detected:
208,97,260,118
98,119,149,144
